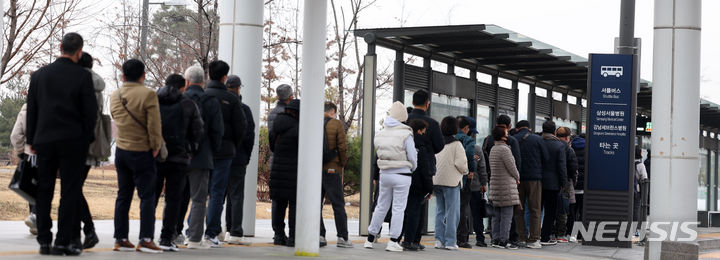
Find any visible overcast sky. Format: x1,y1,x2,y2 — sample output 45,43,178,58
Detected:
51,0,719,126
355,0,719,103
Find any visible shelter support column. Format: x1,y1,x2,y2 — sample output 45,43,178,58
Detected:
217,0,263,236
393,51,404,102
528,85,537,129
359,40,377,236
492,74,499,126
648,0,701,258
512,79,519,125
294,0,328,255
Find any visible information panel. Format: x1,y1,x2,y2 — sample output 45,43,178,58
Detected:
587,54,636,191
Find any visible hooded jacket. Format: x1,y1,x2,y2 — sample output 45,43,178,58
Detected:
410,133,435,196
205,80,247,160
374,116,417,174
408,109,444,174
157,85,204,165
269,112,300,200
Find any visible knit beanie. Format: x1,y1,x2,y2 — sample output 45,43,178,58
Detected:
388,101,408,122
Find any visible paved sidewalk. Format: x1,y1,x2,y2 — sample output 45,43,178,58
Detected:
0,219,647,259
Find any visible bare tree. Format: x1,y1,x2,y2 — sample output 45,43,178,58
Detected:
327,0,393,132
1,0,84,84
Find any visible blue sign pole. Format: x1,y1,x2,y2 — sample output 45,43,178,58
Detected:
583,53,638,248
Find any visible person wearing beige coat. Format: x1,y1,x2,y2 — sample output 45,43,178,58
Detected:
488,126,521,249
432,116,468,250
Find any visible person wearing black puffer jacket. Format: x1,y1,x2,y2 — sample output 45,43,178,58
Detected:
269,99,300,247
154,74,204,251
203,60,247,246
401,119,433,251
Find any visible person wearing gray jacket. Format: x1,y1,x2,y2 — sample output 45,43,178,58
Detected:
469,138,489,247
488,126,521,250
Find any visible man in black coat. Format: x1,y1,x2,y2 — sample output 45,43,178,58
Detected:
154,74,204,251
400,119,435,251
203,61,247,245
539,120,567,245
407,90,444,171
269,99,300,247
182,65,224,249
224,75,255,245
27,32,98,256
512,120,548,248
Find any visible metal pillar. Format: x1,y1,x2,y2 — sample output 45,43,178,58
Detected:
359,40,377,236
492,74,499,126
294,0,327,255
512,80,519,125
528,84,537,129
576,96,583,134
470,70,477,119
393,51,404,102
649,0,701,258
217,0,263,237
618,0,636,55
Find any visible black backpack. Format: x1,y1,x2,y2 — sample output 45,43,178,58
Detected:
322,117,338,163
187,93,217,155
159,101,188,157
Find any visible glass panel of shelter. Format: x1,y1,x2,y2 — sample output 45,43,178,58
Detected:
700,148,709,211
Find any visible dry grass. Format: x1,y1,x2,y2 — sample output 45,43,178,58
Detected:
0,167,359,221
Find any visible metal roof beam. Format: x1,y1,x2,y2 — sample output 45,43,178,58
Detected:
476,56,570,65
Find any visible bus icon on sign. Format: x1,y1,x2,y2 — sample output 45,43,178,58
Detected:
601,66,623,78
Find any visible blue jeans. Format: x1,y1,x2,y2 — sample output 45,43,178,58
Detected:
434,185,460,247
205,159,232,237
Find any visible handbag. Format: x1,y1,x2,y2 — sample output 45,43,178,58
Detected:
118,89,167,162
8,155,38,205
481,192,494,218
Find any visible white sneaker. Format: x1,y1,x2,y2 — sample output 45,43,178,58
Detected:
174,234,186,245
364,240,374,249
568,236,578,243
186,241,211,249
445,244,459,250
204,236,222,248
526,241,542,249
434,241,445,249
385,241,403,252
218,227,226,242
226,235,251,245
337,238,354,248
223,232,231,242
25,214,37,235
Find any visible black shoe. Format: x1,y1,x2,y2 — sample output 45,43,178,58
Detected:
475,240,488,247
39,244,51,255
319,236,327,247
286,238,295,247
401,242,418,251
458,241,472,249
273,234,288,246
418,243,426,250
83,231,99,249
51,245,82,256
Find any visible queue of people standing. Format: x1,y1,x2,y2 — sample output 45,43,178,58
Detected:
17,32,257,255
16,32,645,256
363,89,594,252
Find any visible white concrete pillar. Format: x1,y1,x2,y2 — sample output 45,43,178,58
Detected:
649,0,701,258
294,0,327,256
217,0,263,236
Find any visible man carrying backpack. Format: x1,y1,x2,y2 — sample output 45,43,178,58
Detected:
182,65,224,249
154,74,204,251
319,102,352,248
